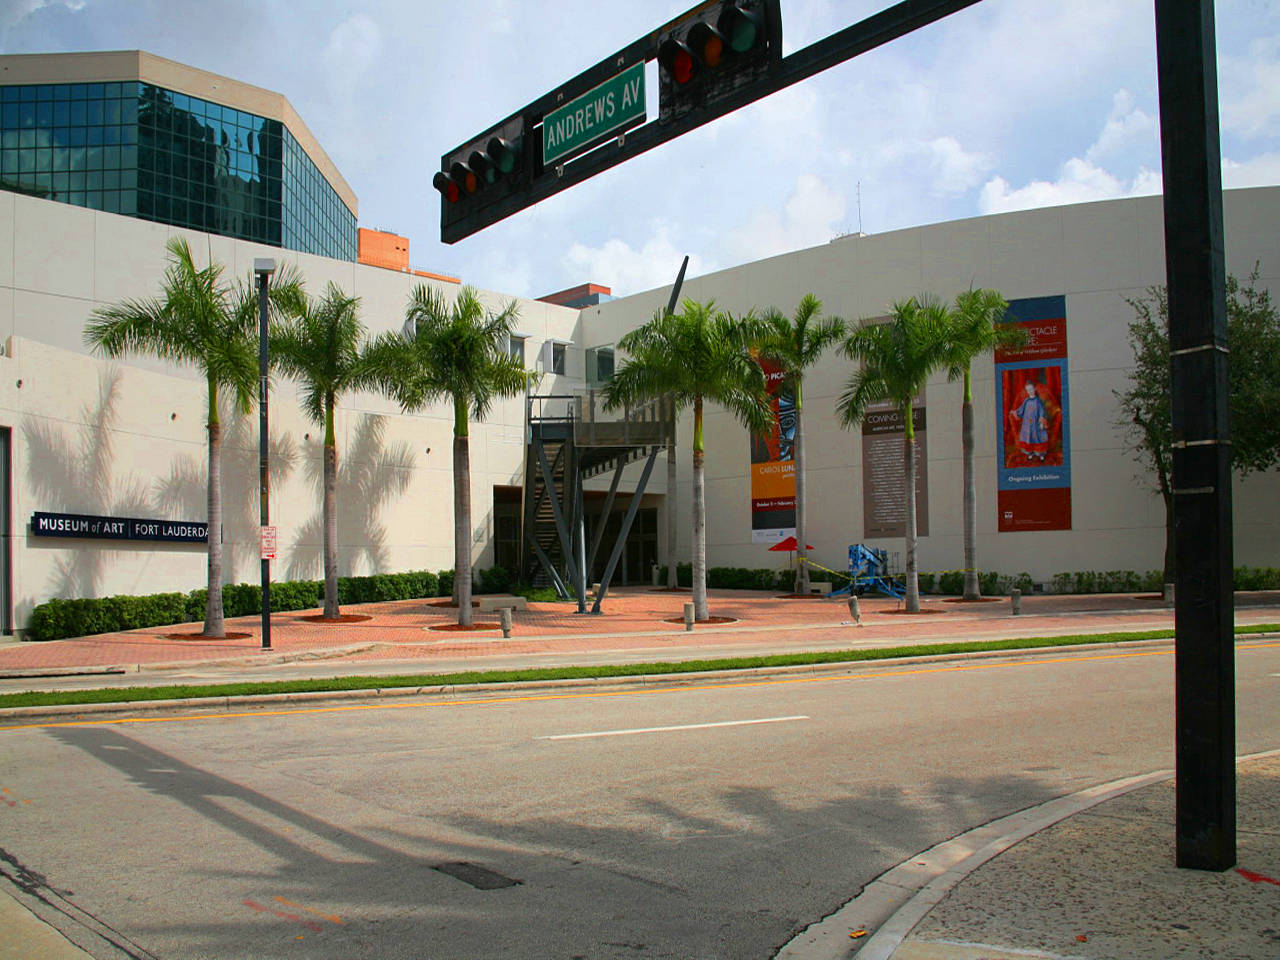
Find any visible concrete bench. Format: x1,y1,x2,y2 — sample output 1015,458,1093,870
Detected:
477,595,528,612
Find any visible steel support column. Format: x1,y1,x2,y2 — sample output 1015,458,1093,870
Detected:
1155,0,1235,871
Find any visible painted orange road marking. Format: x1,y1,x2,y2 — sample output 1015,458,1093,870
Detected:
273,895,345,925
242,898,324,932
2,640,1277,733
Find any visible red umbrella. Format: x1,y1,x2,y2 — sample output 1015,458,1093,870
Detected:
767,536,814,553
768,536,815,570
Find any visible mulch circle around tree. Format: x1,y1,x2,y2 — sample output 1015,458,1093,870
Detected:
428,622,502,632
298,614,373,624
649,587,692,593
660,615,739,625
881,608,950,616
428,600,481,608
941,597,1003,604
776,593,832,600
163,631,253,641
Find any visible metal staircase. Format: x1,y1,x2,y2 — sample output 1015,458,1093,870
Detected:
521,391,673,612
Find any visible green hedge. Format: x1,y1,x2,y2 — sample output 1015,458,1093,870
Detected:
27,569,444,642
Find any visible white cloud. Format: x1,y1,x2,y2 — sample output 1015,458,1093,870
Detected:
979,158,1160,214
324,14,381,79
978,88,1165,215
724,174,847,263
1,0,85,29
1221,35,1280,139
563,226,711,298
1086,89,1157,163
874,136,993,195
1222,152,1280,189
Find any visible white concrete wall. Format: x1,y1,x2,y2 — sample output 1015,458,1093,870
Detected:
583,187,1280,584
3,186,1278,629
0,193,583,629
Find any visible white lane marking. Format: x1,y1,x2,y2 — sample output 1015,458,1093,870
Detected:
538,715,810,741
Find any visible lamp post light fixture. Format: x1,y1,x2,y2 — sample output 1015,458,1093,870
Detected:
253,257,276,650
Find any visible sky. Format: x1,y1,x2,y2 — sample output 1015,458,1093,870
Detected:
3,0,1278,301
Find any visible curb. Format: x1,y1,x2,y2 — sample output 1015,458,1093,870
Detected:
0,636,1198,725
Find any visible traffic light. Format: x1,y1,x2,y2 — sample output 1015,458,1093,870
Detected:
432,129,525,214
657,0,781,119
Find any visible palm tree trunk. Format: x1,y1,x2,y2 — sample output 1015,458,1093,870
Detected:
692,396,708,621
666,434,678,589
204,386,225,638
961,368,981,600
903,407,920,614
454,399,473,627
794,387,808,595
322,396,340,618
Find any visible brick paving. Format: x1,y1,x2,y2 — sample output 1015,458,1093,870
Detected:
0,588,1276,675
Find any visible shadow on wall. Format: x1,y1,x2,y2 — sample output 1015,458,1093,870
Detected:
284,414,416,580
21,368,153,602
153,412,298,585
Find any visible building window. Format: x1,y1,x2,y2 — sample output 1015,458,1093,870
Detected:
508,335,526,366
552,342,567,375
586,344,614,387
0,79,356,261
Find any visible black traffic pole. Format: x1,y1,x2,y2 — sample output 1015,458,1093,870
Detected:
254,258,276,651
1154,0,1235,871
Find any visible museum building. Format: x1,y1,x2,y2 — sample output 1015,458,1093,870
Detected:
0,51,1276,635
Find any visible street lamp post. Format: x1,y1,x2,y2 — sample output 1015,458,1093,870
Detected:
254,258,276,650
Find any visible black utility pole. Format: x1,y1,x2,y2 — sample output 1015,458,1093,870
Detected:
1154,0,1235,871
254,258,276,651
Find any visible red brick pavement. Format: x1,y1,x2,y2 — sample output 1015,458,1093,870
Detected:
1,588,1276,674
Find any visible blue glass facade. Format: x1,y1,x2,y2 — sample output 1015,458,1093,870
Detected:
0,80,356,261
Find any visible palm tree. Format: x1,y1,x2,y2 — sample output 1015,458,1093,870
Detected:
271,282,376,619
754,294,845,595
368,284,527,627
837,296,952,613
604,299,772,621
84,237,299,637
944,288,1025,601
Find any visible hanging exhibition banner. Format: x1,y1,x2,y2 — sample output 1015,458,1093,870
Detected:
995,295,1071,531
749,357,796,544
861,396,929,539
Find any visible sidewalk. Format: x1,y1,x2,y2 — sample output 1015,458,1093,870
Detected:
1,588,1277,679
878,751,1280,960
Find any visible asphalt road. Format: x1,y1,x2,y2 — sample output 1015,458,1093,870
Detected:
2,641,1277,959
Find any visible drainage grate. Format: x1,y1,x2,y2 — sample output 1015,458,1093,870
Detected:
432,861,521,890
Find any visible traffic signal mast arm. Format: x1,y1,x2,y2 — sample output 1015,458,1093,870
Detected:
437,0,983,243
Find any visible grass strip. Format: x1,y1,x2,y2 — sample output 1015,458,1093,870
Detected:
2,624,1277,711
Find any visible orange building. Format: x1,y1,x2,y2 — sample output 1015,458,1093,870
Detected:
357,227,459,283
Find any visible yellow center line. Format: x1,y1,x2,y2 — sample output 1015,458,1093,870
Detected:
3,640,1277,733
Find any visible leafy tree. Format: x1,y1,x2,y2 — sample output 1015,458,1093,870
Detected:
604,300,772,620
943,288,1025,601
753,294,845,595
1116,267,1280,582
368,285,527,626
837,296,953,613
271,282,376,619
84,237,299,637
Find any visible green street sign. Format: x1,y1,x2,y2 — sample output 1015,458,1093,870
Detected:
542,62,646,167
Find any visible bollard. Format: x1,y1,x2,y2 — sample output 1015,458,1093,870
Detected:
499,606,512,638
1010,588,1022,616
652,564,661,587
1163,582,1175,607
847,595,861,625
683,601,695,632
